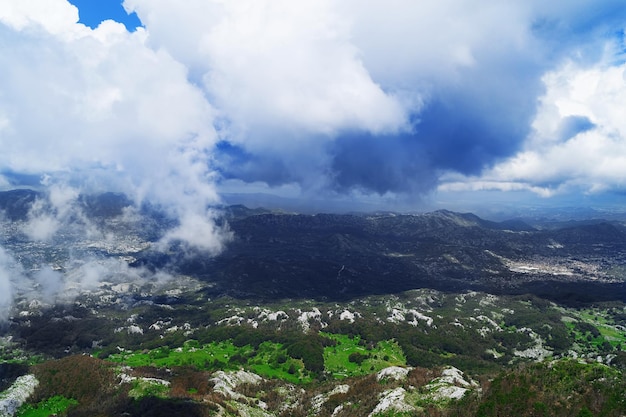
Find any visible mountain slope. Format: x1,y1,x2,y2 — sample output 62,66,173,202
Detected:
144,209,626,303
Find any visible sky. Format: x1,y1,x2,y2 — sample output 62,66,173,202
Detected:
2,0,626,221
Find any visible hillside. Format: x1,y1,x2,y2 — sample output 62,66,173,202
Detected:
158,207,626,304
1,191,626,415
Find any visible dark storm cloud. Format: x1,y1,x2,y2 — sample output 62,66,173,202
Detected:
328,132,436,195
217,54,546,195
214,141,292,186
410,81,540,175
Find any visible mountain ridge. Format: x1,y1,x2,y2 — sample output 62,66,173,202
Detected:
1,191,626,416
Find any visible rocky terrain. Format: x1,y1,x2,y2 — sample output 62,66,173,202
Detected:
1,190,626,416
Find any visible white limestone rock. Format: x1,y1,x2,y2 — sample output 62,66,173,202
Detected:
369,387,415,416
0,374,39,417
376,366,411,382
210,370,263,400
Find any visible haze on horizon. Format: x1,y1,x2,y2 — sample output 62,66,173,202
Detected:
2,0,626,222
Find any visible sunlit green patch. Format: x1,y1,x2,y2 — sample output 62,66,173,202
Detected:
247,341,312,383
109,340,250,368
322,333,405,379
564,308,626,351
107,339,314,383
17,396,78,417
128,378,170,399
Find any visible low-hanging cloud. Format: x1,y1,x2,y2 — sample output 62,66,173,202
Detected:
61,257,175,298
22,183,82,241
0,247,180,320
33,267,64,304
0,0,229,251
0,246,24,321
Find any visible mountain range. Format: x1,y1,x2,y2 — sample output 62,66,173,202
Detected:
1,190,626,416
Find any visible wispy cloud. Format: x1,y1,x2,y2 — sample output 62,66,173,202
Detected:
0,246,23,321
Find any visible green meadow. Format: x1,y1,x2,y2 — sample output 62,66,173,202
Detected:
107,339,312,384
17,396,78,417
563,308,626,351
106,333,408,383
322,333,406,379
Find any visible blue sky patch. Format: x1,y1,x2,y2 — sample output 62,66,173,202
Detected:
67,0,142,31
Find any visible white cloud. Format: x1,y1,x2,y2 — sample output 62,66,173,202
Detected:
442,55,626,197
0,0,82,36
335,0,535,86
0,0,228,251
23,210,60,241
47,182,79,217
34,267,64,303
0,22,213,175
158,210,233,254
22,184,92,242
0,271,12,320
125,0,411,142
438,178,557,198
0,246,24,321
3,0,626,215
201,0,408,136
124,0,626,200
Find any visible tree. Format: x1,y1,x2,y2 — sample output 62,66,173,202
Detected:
348,352,367,365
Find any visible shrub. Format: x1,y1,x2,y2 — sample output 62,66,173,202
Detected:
348,352,368,365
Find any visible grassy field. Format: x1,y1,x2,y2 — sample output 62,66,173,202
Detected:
106,333,408,383
582,309,626,347
563,308,626,351
322,333,406,378
17,396,77,417
108,340,244,369
248,341,311,383
107,339,312,383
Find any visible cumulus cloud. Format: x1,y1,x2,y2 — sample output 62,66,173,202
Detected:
125,0,410,138
122,0,626,199
447,53,626,198
0,0,228,251
0,18,212,176
0,0,80,36
328,0,626,195
3,0,626,219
